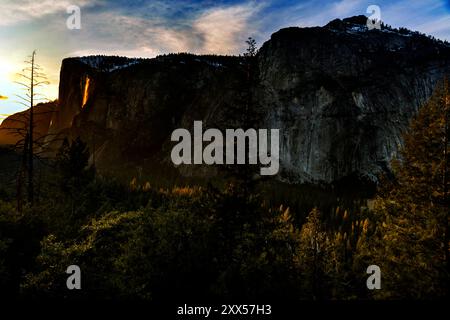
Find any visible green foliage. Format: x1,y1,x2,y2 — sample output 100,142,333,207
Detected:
0,200,46,298
22,184,304,300
56,137,95,197
296,208,326,298
1,81,449,300
358,79,450,299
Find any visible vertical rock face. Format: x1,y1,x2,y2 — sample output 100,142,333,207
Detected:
47,17,450,183
49,55,246,173
256,18,450,182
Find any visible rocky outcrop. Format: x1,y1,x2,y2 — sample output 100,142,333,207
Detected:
46,16,450,183
0,102,56,146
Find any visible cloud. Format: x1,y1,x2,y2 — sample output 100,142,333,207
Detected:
417,16,450,34
3,0,450,63
262,0,450,41
0,95,8,100
378,0,450,41
253,0,364,33
65,12,196,57
65,2,263,58
193,3,263,54
0,0,98,26
332,0,366,16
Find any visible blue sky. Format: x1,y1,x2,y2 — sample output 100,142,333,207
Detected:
1,0,450,120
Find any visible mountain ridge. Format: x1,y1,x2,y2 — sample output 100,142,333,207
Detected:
3,16,450,184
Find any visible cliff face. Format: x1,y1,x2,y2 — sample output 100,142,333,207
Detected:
48,55,246,176
0,102,56,146
256,18,450,182
47,16,450,183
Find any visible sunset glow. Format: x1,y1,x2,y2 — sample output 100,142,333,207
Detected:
0,0,449,121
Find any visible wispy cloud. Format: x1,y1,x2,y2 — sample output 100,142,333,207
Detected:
417,16,450,34
332,0,366,16
378,0,450,40
11,0,447,62
0,0,98,26
64,12,195,58
65,2,263,57
1,0,450,118
193,3,263,54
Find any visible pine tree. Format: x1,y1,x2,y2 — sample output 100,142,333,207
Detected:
56,137,95,215
244,37,257,58
296,208,330,299
370,78,449,298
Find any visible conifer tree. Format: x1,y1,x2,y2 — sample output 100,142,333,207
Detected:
56,137,95,216
370,78,449,298
297,208,329,299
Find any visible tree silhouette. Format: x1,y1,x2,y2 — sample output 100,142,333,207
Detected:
244,37,258,58
56,137,95,216
9,51,50,208
370,78,449,298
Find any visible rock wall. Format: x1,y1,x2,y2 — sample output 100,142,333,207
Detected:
256,21,450,182
47,17,450,183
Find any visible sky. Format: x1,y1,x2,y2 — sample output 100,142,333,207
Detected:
1,0,450,122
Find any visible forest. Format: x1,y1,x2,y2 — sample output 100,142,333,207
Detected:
0,78,448,301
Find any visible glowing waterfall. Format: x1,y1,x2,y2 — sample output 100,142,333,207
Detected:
82,77,90,108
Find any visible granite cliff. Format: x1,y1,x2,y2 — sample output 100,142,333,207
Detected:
0,102,56,146
41,16,450,183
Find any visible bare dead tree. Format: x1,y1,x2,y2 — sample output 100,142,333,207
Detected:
12,50,50,207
